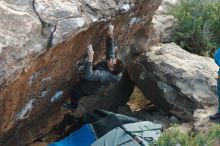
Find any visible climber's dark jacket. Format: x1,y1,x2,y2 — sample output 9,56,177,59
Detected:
70,37,121,105
78,61,121,95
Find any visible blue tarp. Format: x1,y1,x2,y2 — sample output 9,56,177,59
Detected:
48,124,96,146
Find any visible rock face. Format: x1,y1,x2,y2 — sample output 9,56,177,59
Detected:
152,0,177,43
193,106,217,133
0,0,49,88
0,0,162,145
127,43,218,121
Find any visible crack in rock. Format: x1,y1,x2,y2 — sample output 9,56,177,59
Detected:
32,0,55,48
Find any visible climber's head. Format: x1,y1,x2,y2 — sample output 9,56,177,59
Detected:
107,58,124,74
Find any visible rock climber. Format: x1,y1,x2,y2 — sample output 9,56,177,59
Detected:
63,23,124,109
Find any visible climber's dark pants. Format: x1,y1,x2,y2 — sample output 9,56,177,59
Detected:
71,86,88,109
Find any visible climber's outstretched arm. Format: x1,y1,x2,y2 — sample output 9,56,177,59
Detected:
106,24,115,60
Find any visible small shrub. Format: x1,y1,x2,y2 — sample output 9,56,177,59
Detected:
169,0,220,56
153,128,193,146
153,124,220,146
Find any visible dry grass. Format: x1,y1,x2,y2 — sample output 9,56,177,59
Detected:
127,87,152,111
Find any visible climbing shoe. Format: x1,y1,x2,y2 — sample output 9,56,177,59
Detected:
209,112,220,121
63,102,77,110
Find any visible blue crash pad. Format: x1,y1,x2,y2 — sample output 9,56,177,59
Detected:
48,124,96,146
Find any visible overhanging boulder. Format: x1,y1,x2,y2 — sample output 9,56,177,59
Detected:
0,0,162,145
127,43,218,121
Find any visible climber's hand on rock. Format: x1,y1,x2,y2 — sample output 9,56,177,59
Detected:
87,44,94,62
108,23,114,38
